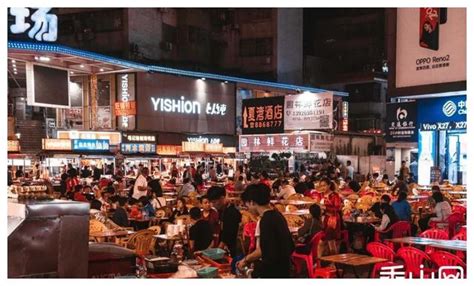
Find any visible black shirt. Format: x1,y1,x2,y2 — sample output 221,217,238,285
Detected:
93,168,102,181
15,170,24,178
112,207,129,227
189,220,213,251
219,204,242,256
81,169,91,178
148,179,163,197
259,209,294,278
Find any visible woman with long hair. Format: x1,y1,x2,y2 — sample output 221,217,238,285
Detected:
321,177,342,255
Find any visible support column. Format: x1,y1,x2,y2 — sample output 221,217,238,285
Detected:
90,74,98,130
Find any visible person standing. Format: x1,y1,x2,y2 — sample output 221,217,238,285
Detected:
399,161,410,181
207,186,242,257
200,195,220,246
15,166,24,179
8,166,13,186
237,183,294,278
321,178,342,255
132,167,149,200
188,207,213,254
346,160,354,180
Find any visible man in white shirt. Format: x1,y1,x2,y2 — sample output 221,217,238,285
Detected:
178,177,196,197
346,160,354,180
133,167,149,200
277,179,296,200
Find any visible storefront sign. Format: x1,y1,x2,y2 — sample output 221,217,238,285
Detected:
137,73,235,135
417,95,466,131
204,143,224,153
186,136,221,144
120,143,156,154
97,106,112,129
122,132,157,144
156,145,182,156
9,8,58,42
42,139,72,151
241,96,285,134
239,134,310,153
309,132,334,153
386,101,418,142
284,92,333,130
116,73,136,130
341,101,349,132
57,130,121,145
223,147,236,154
394,8,466,90
182,142,205,152
8,140,20,152
72,139,110,151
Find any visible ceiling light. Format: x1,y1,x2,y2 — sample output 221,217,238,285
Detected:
100,68,104,72
39,56,50,62
12,64,16,68
80,64,84,68
70,71,74,74
224,81,228,84
201,77,206,81
14,71,17,75
11,59,16,63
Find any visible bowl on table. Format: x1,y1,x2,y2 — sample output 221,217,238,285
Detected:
196,267,218,278
201,248,226,260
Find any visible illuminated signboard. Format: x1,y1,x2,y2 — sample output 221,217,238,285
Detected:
182,142,205,152
309,132,334,153
122,132,157,144
241,96,285,134
57,130,121,145
116,73,136,130
121,143,156,154
341,101,349,132
8,140,20,152
42,139,72,150
284,92,333,130
239,134,310,153
157,145,182,155
204,143,223,153
186,136,221,144
9,8,58,42
72,139,110,151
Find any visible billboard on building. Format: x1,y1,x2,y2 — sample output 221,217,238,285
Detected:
284,92,333,130
386,101,418,142
26,63,70,108
241,96,285,134
136,73,235,135
388,8,466,96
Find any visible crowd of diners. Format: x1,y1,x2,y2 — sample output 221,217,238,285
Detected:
15,158,465,278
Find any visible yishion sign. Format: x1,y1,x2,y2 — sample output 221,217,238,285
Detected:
136,73,235,135
115,73,136,131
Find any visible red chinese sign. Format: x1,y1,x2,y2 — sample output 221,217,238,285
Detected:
156,145,182,155
242,96,285,134
239,134,310,153
114,101,137,116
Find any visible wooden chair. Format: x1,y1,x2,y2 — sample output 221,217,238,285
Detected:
286,204,299,212
284,214,305,228
175,215,191,225
126,229,156,257
148,225,162,235
273,203,285,213
89,219,108,242
288,193,304,200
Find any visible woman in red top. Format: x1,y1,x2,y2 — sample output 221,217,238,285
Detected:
128,199,143,220
259,171,272,188
321,177,342,255
200,195,220,246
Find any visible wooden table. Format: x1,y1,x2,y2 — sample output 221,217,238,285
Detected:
384,236,467,252
271,200,316,207
319,253,388,278
89,230,134,242
384,236,437,246
344,217,381,224
282,209,310,216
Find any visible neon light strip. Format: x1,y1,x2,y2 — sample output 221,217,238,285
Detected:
8,40,348,97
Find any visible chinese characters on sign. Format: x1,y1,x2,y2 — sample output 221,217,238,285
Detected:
122,133,157,144
156,145,182,156
120,143,156,154
284,92,333,130
42,139,72,151
386,102,418,142
8,140,20,152
72,139,110,151
341,101,349,132
9,8,58,42
239,134,309,153
309,133,334,153
116,73,136,130
242,96,285,134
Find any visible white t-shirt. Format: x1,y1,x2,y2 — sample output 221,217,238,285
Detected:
347,166,354,179
278,185,296,200
431,201,452,222
151,197,166,209
132,175,148,199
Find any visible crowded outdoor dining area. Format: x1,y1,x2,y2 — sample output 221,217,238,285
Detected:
6,5,468,281
7,159,467,278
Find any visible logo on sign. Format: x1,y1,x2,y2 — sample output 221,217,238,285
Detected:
396,107,408,120
9,8,58,42
442,101,457,117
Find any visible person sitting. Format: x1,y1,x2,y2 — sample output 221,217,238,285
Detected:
140,196,156,218
72,185,88,202
128,198,143,220
188,207,213,254
368,203,399,242
178,177,195,198
381,174,392,187
112,197,129,227
150,192,167,210
391,191,411,222
370,194,392,219
234,176,246,193
295,204,323,254
294,178,309,195
391,175,409,196
170,198,189,222
277,179,296,200
259,171,272,188
418,191,452,231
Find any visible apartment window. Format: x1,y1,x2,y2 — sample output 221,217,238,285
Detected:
162,23,177,44
240,38,273,57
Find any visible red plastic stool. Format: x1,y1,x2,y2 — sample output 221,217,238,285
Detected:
313,266,337,278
